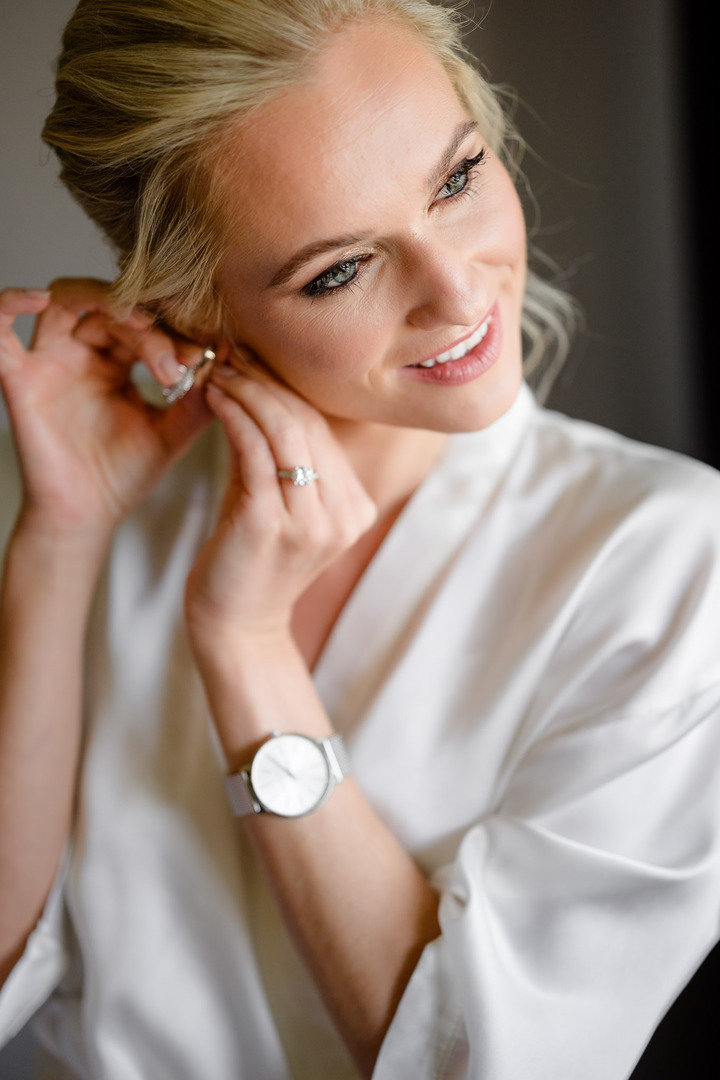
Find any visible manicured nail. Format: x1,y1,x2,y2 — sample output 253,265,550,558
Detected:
212,363,237,379
126,307,154,328
155,351,183,384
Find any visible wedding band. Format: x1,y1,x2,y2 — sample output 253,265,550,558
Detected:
162,347,216,404
277,466,319,487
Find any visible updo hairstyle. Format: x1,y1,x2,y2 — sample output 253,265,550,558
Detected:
42,0,577,398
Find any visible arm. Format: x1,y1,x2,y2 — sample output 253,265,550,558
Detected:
186,364,440,1077
0,522,105,985
196,632,439,1076
0,283,212,987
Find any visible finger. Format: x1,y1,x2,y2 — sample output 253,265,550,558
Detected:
73,312,192,387
0,287,52,318
29,278,153,350
214,358,364,514
30,278,116,348
140,336,225,393
209,370,377,553
212,359,321,450
227,345,325,427
223,349,360,509
0,288,52,376
205,383,282,502
210,367,321,513
213,355,377,533
238,360,376,538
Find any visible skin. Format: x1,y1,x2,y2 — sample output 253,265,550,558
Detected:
215,22,525,439
0,18,527,1076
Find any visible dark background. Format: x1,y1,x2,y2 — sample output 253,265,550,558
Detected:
470,0,715,469
469,5,720,1076
0,0,717,1075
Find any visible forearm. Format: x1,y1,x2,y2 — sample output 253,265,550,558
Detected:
248,783,440,1076
0,516,106,984
195,634,440,1077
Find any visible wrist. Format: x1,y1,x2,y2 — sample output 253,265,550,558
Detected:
186,611,295,675
6,511,111,597
12,506,114,564
189,626,332,772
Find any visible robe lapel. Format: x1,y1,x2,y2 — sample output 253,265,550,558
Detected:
313,384,536,732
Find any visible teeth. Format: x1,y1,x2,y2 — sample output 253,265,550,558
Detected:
417,316,491,368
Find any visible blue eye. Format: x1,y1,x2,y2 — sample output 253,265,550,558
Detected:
438,168,471,199
436,149,487,201
301,148,487,300
304,256,366,298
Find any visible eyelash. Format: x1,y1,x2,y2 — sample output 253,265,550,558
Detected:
302,147,487,299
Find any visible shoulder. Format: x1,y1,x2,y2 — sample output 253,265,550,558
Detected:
517,403,720,563
536,402,720,500
515,405,720,713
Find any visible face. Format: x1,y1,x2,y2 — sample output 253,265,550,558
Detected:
214,19,527,434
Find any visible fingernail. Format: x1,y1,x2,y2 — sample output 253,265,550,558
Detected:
212,363,236,379
205,383,225,403
25,289,52,300
155,351,183,384
126,307,154,328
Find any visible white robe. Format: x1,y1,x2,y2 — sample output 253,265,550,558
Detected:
2,383,720,1079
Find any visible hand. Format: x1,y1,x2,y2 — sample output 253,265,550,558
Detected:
184,355,377,651
0,280,213,544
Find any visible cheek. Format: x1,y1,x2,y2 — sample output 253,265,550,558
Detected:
497,184,527,270
469,166,527,270
237,296,391,399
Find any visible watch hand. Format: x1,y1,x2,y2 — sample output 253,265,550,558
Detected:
267,755,297,779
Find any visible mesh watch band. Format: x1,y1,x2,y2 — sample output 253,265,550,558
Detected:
224,765,260,816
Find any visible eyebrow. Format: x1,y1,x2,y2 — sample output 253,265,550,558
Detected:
267,118,479,289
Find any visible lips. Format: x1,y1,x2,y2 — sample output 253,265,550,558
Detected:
412,313,493,369
402,303,502,387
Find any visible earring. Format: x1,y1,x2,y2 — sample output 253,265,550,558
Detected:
162,347,216,404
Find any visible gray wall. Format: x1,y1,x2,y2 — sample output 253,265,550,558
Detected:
0,0,701,1075
0,0,116,308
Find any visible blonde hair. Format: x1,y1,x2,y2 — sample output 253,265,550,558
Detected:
43,0,577,399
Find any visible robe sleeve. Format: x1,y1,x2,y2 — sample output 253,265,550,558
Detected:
374,468,720,1080
0,846,72,1047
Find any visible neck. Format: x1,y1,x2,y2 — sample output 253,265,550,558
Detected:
326,418,449,518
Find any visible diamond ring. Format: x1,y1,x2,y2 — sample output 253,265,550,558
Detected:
277,466,319,487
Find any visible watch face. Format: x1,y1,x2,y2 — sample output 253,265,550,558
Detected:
251,735,331,817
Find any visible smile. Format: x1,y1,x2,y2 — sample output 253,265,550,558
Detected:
412,314,493,368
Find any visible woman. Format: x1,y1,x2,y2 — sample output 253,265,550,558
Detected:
1,1,719,1077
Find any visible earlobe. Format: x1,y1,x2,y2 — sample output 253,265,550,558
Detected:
227,343,279,383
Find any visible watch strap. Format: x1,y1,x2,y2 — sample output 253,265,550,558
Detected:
324,732,352,782
224,766,261,817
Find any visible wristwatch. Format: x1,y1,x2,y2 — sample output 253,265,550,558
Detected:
224,732,351,818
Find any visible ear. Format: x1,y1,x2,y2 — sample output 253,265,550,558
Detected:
225,342,275,378
211,339,236,366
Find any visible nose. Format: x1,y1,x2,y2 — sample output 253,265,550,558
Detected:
403,235,487,332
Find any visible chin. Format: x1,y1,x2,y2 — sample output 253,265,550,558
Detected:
412,363,525,435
